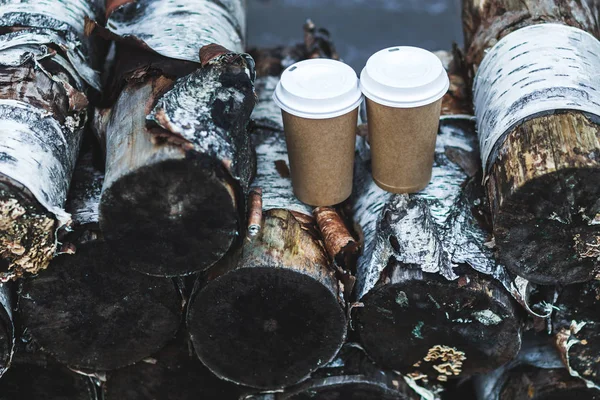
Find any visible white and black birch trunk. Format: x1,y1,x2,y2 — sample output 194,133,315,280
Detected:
0,0,103,280
462,0,600,285
351,50,522,382
186,38,346,391
18,150,182,371
92,1,257,277
0,280,14,378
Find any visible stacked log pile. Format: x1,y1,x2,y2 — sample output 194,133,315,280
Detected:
0,0,103,280
89,0,256,277
351,48,522,383
186,30,348,390
462,0,600,395
0,0,599,398
462,0,600,285
19,150,183,371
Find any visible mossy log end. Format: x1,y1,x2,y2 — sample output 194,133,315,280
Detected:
462,0,600,285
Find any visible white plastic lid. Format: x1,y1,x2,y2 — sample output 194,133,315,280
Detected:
360,46,450,108
273,59,363,119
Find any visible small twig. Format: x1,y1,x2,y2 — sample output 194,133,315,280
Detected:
247,188,263,237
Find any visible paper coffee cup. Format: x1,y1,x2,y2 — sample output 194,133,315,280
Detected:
361,47,449,193
273,59,363,206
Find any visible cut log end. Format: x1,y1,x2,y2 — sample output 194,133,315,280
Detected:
188,267,346,389
20,242,181,371
356,270,521,380
0,182,56,280
104,335,243,400
490,112,600,285
0,362,97,400
100,156,238,277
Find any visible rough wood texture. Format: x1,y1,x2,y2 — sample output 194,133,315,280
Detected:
19,151,182,371
104,333,245,400
98,45,256,276
278,344,423,400
462,0,600,285
0,349,99,400
0,281,14,378
0,0,102,279
479,366,600,399
186,39,346,391
553,279,600,389
352,51,522,382
475,337,600,400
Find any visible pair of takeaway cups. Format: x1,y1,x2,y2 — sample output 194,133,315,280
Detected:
273,47,450,206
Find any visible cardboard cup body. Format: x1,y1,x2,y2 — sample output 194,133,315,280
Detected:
366,97,442,193
282,108,358,206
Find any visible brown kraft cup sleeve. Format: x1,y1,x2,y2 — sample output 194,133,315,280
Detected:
367,98,442,193
282,108,358,206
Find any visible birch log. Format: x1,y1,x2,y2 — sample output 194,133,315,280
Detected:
19,151,182,371
0,0,103,280
552,279,600,389
279,344,424,400
186,45,346,391
0,349,99,400
93,1,256,276
104,332,245,400
462,0,600,285
0,281,14,378
352,50,522,382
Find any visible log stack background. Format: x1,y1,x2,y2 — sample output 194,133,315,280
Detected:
0,0,598,399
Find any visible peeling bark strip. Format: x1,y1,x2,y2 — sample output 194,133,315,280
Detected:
352,54,521,381
463,0,600,285
103,0,245,62
104,333,245,400
20,152,182,371
314,206,358,268
474,24,600,172
187,46,346,390
279,344,424,400
0,0,101,279
99,50,256,277
0,281,14,378
552,280,600,389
